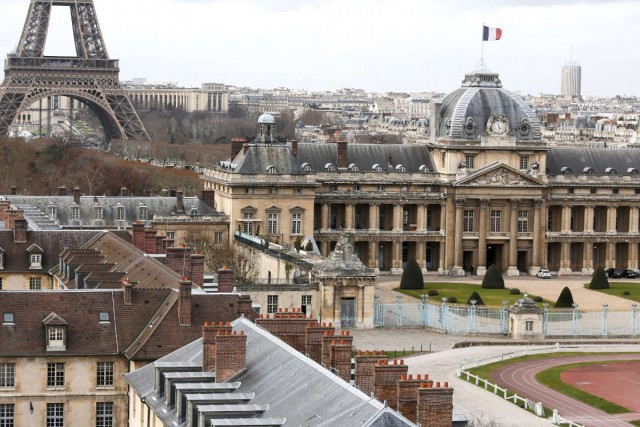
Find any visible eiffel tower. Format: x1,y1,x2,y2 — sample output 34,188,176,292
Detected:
0,0,149,140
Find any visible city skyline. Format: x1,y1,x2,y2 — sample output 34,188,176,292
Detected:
0,0,638,97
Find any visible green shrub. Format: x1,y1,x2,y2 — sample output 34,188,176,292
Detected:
588,267,610,290
554,286,575,308
399,259,424,290
466,291,485,306
481,264,505,289
509,288,521,295
447,296,458,304
304,241,313,251
623,290,631,296
533,296,543,303
427,289,439,297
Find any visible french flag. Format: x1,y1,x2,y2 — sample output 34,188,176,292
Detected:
482,25,502,41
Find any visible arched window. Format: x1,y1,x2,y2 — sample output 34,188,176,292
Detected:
301,163,314,173
419,165,430,173
266,165,278,174
372,164,383,173
395,164,407,173
583,167,595,175
561,167,573,175
325,163,338,172
605,167,618,175
349,163,360,172
627,168,639,176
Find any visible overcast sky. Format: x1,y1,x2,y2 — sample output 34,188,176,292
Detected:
0,0,638,97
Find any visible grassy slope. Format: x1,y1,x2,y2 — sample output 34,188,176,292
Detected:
585,281,640,303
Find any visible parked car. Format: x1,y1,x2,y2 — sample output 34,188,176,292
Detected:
623,269,638,278
537,268,551,279
606,268,624,278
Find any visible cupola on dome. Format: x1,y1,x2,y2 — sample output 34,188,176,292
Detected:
258,113,276,124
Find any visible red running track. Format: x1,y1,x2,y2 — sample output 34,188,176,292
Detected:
490,354,640,427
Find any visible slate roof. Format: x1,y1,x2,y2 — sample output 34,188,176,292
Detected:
0,230,99,273
0,288,243,361
296,142,437,174
3,196,215,228
125,317,416,426
546,147,640,176
230,143,302,174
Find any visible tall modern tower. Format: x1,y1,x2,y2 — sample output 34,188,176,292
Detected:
561,61,582,97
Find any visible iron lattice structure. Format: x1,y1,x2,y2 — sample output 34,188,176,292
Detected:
0,0,149,140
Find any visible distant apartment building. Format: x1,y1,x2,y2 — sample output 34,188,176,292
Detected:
123,81,229,113
561,62,582,97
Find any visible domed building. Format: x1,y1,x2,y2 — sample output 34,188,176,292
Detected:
203,62,640,289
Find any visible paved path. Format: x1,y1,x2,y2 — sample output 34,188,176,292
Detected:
492,354,640,427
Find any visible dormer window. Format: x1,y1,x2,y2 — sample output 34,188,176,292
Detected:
93,206,104,220
116,206,125,221
70,205,80,221
583,167,595,175
419,165,430,173
48,205,57,221
606,167,618,175
0,248,4,270
561,167,573,175
43,313,67,352
373,164,383,173
628,168,639,176
395,164,407,173
30,254,42,269
266,165,278,174
138,206,148,221
349,163,360,172
189,208,198,215
325,163,337,172
301,163,313,173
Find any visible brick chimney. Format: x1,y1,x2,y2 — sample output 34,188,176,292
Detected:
144,229,158,254
4,209,23,231
155,235,164,254
330,338,353,382
176,190,184,213
289,140,298,157
166,246,191,277
202,322,233,372
73,186,81,204
123,278,133,306
255,309,311,354
190,253,204,288
417,382,453,427
131,221,146,251
0,202,11,223
336,140,348,168
178,278,192,327
236,295,256,322
374,359,408,410
201,190,216,210
306,322,335,364
215,330,247,383
397,374,431,423
355,350,387,397
120,186,129,197
321,329,335,368
13,218,28,243
217,266,233,293
231,137,246,159
57,186,67,196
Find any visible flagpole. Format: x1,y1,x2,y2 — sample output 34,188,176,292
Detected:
481,23,484,61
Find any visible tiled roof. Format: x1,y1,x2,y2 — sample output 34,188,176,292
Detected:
0,230,99,273
547,147,640,176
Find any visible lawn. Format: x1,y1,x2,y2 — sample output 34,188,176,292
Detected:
584,281,640,303
396,282,549,307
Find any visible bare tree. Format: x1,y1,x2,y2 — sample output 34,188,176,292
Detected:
184,231,261,284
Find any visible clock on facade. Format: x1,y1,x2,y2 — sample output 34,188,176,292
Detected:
491,120,506,134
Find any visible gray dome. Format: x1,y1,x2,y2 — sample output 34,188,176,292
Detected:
435,62,541,142
258,113,276,124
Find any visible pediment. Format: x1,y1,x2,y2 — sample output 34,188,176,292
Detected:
455,163,544,187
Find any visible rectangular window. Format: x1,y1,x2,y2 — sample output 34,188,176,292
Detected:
0,364,15,388
293,188,301,195
268,213,279,235
378,185,385,192
242,221,253,235
463,210,475,232
93,207,103,221
518,210,529,233
0,277,3,289
2,313,12,324
71,207,80,221
291,213,302,235
138,207,148,221
267,295,278,314
519,156,529,170
269,187,278,194
29,277,42,290
97,362,114,387
490,210,501,232
46,403,64,427
465,155,475,169
47,363,64,388
426,209,433,231
96,402,114,427
48,327,65,350
525,320,534,332
214,232,223,245
116,208,125,221
166,231,175,241
613,188,619,194
30,254,42,269
244,188,253,194
0,404,14,427
301,295,312,314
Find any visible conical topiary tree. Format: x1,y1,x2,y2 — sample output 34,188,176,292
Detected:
399,259,424,290
467,291,485,306
481,264,505,289
589,267,610,290
554,286,575,308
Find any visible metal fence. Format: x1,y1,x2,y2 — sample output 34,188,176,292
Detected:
374,296,640,337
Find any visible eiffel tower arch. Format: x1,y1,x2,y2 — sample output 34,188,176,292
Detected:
0,0,149,140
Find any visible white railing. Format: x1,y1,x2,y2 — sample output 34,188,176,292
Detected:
457,344,640,426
